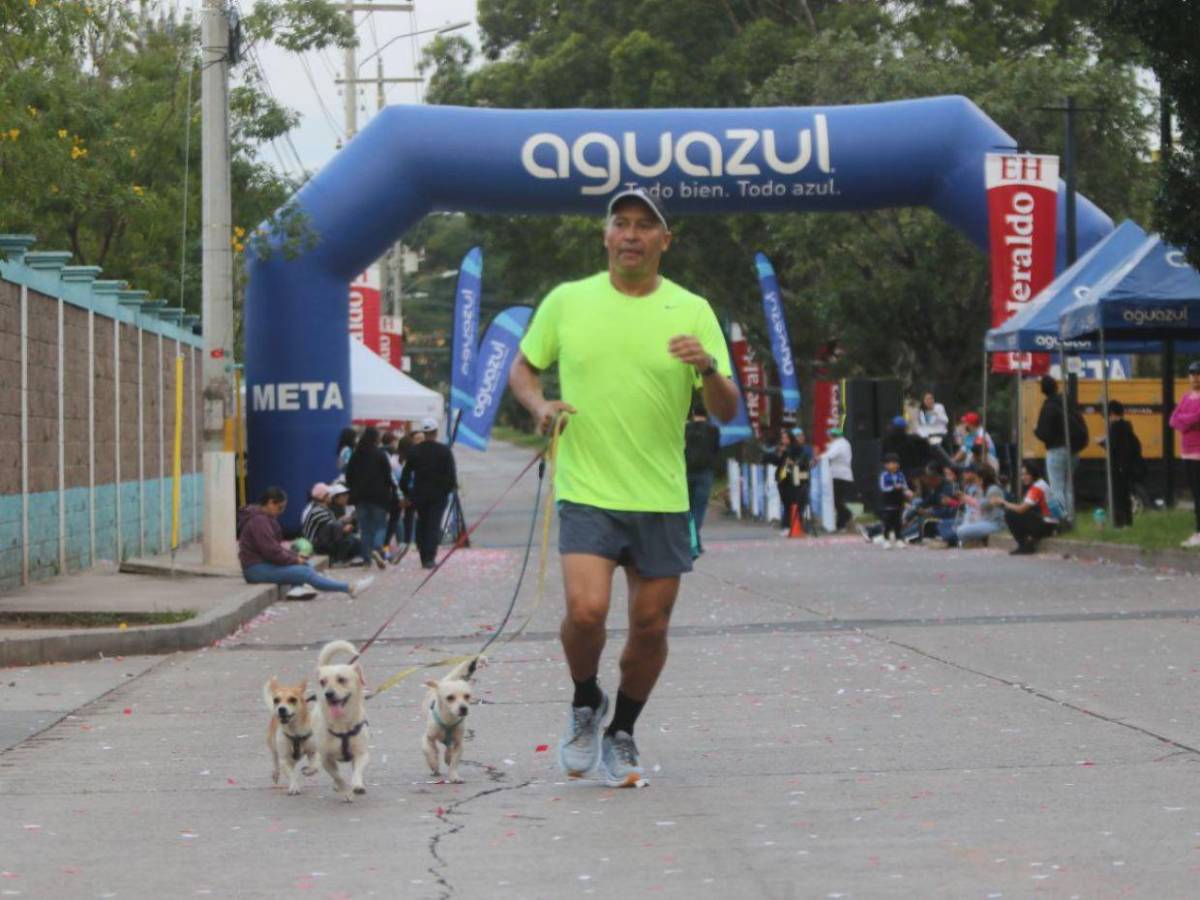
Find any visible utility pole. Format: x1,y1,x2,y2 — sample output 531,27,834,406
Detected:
1039,95,1103,267
338,2,417,141
200,0,237,567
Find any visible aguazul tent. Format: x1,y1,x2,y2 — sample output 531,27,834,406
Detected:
986,220,1149,353
1059,235,1200,341
348,336,443,423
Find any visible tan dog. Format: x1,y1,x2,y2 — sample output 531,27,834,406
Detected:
264,677,318,794
422,657,483,784
313,640,370,801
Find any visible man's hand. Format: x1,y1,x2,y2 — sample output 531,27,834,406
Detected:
668,335,712,372
533,399,576,435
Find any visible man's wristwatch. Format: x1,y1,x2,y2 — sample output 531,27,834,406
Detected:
699,355,717,378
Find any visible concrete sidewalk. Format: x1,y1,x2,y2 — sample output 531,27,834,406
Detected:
0,544,285,667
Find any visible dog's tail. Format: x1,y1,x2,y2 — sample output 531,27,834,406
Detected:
318,639,360,667
445,655,485,682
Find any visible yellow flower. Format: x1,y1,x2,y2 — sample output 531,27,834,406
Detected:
129,148,138,160
50,184,59,193
233,226,246,238
70,145,88,160
233,242,245,254
29,0,39,8
8,128,19,141
57,128,67,139
26,106,38,118
132,185,144,196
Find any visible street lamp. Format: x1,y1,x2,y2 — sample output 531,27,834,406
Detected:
357,20,471,72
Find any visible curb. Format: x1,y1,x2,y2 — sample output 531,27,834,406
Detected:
0,583,282,668
990,533,1200,575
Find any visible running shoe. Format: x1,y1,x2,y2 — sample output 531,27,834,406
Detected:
558,691,609,777
351,576,375,597
600,730,644,788
285,585,317,600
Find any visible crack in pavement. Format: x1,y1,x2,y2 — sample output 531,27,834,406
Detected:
425,768,535,900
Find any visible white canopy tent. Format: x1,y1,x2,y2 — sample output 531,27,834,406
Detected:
348,337,443,424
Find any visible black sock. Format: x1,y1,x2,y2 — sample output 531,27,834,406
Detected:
605,691,645,737
572,676,602,710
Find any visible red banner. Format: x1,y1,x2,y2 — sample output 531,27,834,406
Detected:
380,315,404,370
349,266,382,354
811,379,841,454
729,323,766,435
986,153,1058,374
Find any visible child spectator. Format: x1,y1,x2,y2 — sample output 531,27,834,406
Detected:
877,452,911,548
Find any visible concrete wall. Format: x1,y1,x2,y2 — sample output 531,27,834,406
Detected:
0,241,204,590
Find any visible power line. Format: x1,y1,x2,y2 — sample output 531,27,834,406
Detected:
299,52,345,142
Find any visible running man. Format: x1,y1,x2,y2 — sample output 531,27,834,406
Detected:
509,187,738,786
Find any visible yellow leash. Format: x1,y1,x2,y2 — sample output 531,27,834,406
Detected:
369,415,565,699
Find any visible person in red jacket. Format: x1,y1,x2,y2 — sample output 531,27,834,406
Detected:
1169,361,1200,548
239,487,374,596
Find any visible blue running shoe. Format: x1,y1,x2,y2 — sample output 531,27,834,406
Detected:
600,730,644,788
558,691,608,777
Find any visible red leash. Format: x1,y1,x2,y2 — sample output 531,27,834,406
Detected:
349,448,546,664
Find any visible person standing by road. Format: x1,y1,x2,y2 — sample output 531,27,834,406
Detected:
684,402,721,554
1101,400,1142,529
344,426,393,569
399,417,458,570
819,426,855,531
1034,375,1087,521
1169,361,1200,547
509,187,738,787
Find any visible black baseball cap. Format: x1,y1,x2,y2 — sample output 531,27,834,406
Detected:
606,187,669,230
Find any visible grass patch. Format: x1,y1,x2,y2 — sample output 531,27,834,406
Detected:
0,610,197,629
1065,508,1196,551
490,424,548,450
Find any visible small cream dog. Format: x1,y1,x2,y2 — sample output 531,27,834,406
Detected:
422,656,483,784
263,676,318,794
313,640,370,801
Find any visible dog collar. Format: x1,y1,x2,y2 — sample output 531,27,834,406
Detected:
328,719,368,763
287,731,312,761
429,700,461,745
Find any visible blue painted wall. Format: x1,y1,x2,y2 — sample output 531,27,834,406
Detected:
0,475,203,591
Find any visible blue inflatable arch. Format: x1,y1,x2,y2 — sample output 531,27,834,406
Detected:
246,96,1111,529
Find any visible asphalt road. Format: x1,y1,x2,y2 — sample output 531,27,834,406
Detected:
3,440,1200,899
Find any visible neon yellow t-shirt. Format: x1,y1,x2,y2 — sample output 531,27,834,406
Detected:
520,271,733,512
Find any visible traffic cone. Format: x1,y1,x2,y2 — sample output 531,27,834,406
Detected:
788,503,805,538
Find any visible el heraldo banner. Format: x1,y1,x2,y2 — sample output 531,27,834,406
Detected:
986,153,1058,374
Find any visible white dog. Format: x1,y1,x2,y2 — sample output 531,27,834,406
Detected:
263,676,318,794
422,657,483,784
313,640,370,801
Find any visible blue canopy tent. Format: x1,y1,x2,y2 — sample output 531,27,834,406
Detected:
982,220,1149,492
1059,235,1200,519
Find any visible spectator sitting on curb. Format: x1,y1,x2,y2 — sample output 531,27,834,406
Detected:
239,487,373,597
302,482,365,566
993,460,1060,556
955,412,998,471
938,464,1005,547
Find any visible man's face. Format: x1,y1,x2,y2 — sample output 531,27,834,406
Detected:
604,199,671,279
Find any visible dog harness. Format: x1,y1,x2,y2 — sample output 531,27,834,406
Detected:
287,731,312,762
429,701,461,745
328,720,367,762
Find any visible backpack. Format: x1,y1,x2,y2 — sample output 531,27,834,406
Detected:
1067,408,1089,451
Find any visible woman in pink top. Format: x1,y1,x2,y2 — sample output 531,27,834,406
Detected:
1169,361,1200,547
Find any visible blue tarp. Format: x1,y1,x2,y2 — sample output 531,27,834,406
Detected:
986,220,1148,353
1060,235,1200,340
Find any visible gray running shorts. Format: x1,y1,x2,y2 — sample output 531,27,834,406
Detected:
557,500,693,578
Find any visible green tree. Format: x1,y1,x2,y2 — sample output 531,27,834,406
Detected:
0,0,350,320
418,1,1153,416
1104,0,1200,268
